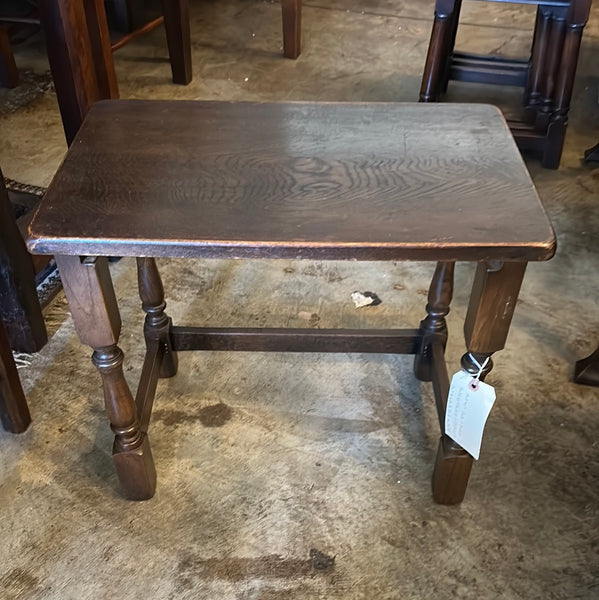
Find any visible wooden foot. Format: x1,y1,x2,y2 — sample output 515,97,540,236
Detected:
414,261,454,381
574,345,599,387
112,432,156,500
432,434,473,505
540,118,567,169
136,258,178,378
281,0,301,59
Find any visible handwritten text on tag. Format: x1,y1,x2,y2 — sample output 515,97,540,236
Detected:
445,370,496,460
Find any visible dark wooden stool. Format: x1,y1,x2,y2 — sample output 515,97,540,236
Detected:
420,0,592,169
27,100,555,504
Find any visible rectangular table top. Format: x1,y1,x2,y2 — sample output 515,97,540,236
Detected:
27,100,555,262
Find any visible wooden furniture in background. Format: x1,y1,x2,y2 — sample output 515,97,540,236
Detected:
107,0,302,59
0,23,19,88
0,318,31,433
27,100,555,504
0,170,47,354
419,0,592,169
36,0,191,144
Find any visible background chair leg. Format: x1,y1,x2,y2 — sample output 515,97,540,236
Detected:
160,0,192,84
281,0,301,59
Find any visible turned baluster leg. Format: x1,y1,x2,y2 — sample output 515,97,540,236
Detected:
56,255,156,500
414,261,455,382
136,257,178,378
535,9,567,131
432,261,526,505
524,6,551,112
420,0,458,102
542,0,590,169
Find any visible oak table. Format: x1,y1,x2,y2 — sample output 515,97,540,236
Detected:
26,100,556,504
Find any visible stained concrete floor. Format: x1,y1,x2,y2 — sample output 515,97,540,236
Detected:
1,0,599,598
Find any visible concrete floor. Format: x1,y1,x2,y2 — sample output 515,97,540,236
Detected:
1,1,598,598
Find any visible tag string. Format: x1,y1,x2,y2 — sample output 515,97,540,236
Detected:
468,353,490,381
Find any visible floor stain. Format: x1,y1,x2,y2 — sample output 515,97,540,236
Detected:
198,402,233,427
177,550,334,584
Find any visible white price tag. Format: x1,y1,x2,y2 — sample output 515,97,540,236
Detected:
445,370,496,460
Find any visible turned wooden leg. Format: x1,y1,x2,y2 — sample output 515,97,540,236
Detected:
419,0,458,102
432,261,526,505
414,261,454,382
525,6,551,111
541,19,586,170
160,0,192,84
281,0,302,59
535,10,567,132
136,257,178,378
0,319,31,433
56,254,156,500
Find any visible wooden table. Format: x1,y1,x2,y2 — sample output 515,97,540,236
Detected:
27,100,556,504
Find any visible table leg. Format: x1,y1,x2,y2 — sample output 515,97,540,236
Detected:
160,0,192,85
432,260,526,504
56,254,156,500
136,257,178,378
414,261,454,382
419,0,458,102
281,0,301,59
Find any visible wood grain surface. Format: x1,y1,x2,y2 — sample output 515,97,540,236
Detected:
27,100,556,261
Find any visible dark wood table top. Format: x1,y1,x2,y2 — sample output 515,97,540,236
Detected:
27,100,555,262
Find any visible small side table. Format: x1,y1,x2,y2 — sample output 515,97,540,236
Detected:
27,100,556,504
